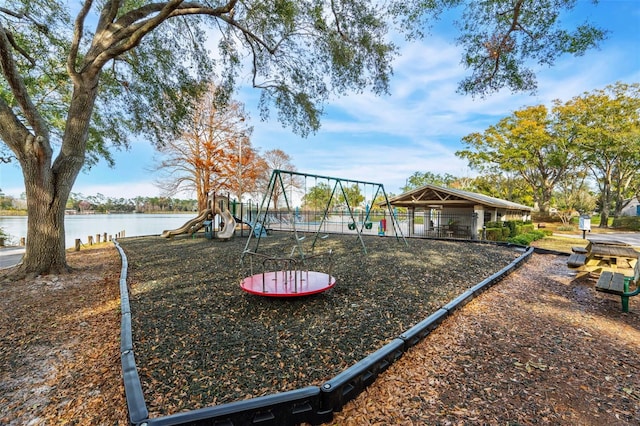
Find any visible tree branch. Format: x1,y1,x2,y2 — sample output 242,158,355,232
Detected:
215,13,278,55
95,0,120,34
84,1,271,74
68,0,94,82
479,0,525,90
0,95,30,155
0,25,49,142
5,30,35,66
0,6,50,33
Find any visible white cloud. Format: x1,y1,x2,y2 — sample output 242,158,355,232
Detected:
241,31,629,197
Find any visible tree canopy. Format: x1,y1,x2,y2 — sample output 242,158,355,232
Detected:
557,82,640,224
0,0,609,275
457,82,640,223
302,182,333,211
457,104,581,214
402,171,459,192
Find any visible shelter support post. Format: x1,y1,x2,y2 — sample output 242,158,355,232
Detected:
408,207,415,237
473,205,485,240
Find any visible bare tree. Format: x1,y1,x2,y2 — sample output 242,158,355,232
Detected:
258,149,301,209
153,87,253,211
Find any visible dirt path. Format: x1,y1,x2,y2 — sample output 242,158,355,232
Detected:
328,254,640,425
0,246,127,425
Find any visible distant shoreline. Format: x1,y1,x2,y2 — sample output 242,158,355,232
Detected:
0,210,26,216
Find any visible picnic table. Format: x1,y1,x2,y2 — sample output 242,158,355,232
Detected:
586,239,638,270
567,238,639,274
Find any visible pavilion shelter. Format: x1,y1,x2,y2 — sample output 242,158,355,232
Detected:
384,184,533,240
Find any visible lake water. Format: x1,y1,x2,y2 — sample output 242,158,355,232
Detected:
0,214,198,248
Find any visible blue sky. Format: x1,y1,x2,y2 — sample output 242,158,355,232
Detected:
1,0,639,200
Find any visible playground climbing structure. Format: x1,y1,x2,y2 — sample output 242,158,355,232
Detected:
161,193,235,239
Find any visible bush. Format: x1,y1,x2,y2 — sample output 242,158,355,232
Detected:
483,220,535,241
485,228,504,241
485,221,503,229
504,221,517,237
521,224,535,234
612,216,640,231
509,234,535,245
507,229,547,246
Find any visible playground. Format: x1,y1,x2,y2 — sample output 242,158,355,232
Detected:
1,235,639,424
2,171,639,424
118,232,519,417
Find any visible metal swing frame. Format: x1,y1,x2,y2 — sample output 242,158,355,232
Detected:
242,169,407,261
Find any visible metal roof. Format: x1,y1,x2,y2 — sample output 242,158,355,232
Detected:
386,184,533,211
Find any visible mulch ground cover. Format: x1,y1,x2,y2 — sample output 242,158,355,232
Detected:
118,232,521,417
328,253,640,425
2,234,639,425
0,246,127,425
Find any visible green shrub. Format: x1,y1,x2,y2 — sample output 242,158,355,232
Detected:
504,221,517,237
521,224,535,233
509,234,534,245
485,228,504,241
483,220,540,241
507,229,547,246
531,229,546,239
612,216,640,231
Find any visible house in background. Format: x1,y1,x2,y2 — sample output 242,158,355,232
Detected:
620,196,640,216
385,184,533,240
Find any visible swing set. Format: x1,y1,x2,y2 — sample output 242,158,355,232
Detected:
239,170,406,297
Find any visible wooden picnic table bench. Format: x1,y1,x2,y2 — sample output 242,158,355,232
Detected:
588,242,638,270
567,253,587,268
595,255,640,312
589,243,637,258
567,239,639,272
571,246,588,254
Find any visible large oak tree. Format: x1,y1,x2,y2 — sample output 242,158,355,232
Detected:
457,82,640,221
557,82,640,226
0,0,606,275
457,104,582,214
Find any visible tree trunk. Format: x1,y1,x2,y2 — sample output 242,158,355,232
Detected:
540,185,553,215
599,183,611,228
20,174,69,275
16,76,99,276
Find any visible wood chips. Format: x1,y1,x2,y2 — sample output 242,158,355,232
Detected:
1,243,638,425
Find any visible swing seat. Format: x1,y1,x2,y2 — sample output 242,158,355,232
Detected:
253,223,269,237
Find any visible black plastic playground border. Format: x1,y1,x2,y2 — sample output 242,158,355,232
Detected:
114,240,535,426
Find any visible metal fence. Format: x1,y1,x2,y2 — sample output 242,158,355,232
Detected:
238,207,478,240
